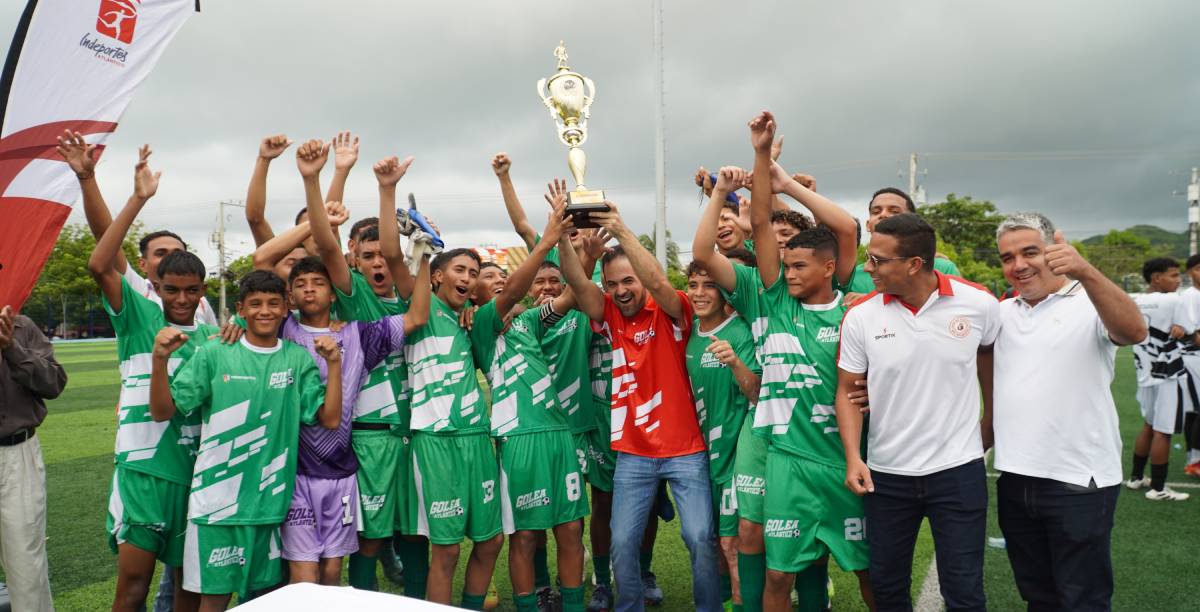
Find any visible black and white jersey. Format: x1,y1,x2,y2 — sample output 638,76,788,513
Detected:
1133,292,1192,386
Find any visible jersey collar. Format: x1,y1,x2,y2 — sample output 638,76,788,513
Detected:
239,336,282,354
695,313,737,337
882,271,954,313
803,291,844,312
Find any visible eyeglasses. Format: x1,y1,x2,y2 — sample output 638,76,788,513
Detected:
866,254,917,267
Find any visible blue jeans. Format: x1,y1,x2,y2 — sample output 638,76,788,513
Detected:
610,451,721,612
997,473,1120,612
865,458,987,612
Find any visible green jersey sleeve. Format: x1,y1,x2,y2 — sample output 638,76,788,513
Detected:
170,342,214,417
468,300,505,368
933,257,961,276
103,276,161,336
721,263,765,320
295,348,326,426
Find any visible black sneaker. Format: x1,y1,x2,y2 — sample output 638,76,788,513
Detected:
379,545,405,586
536,585,563,612
586,584,613,612
642,571,664,606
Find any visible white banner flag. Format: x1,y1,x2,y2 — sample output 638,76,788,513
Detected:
0,0,195,309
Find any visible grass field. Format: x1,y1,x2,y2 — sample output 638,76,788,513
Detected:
7,341,1197,610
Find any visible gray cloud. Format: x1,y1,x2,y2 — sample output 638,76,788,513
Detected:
3,0,1197,268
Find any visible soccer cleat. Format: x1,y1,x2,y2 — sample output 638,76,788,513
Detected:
586,584,613,612
536,586,562,612
642,571,664,606
1124,476,1151,490
379,546,405,586
1145,486,1190,501
483,580,500,610
1184,462,1200,478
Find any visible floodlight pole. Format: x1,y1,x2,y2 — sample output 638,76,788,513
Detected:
652,0,667,269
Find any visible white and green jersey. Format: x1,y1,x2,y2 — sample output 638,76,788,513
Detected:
685,314,759,484
723,264,847,467
406,294,487,435
333,271,410,429
539,310,598,434
104,277,216,485
170,337,325,525
470,302,568,437
589,331,614,437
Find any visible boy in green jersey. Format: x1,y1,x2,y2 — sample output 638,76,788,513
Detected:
298,142,437,595
87,147,217,612
683,260,762,611
469,199,590,612
148,270,344,610
693,109,870,612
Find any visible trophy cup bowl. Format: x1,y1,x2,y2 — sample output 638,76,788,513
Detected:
537,42,607,228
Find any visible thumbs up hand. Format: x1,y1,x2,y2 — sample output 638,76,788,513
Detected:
1044,230,1091,280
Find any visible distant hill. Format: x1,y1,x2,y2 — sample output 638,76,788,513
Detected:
1083,225,1190,259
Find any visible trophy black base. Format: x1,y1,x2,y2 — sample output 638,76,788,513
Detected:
566,189,608,229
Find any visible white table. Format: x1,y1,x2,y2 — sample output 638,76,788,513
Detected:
235,582,458,611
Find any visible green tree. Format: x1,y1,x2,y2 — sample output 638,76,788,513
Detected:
206,254,256,317
917,194,1005,268
638,229,686,290
1085,229,1152,289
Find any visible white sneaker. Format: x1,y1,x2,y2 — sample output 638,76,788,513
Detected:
1124,477,1151,490
1145,486,1190,501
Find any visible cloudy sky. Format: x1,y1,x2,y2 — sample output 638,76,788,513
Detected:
4,1,1199,269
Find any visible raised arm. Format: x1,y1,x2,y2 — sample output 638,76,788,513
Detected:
253,201,348,273
56,130,128,273
311,336,344,430
374,155,417,299
593,201,685,323
559,228,605,321
691,167,744,293
87,145,160,312
835,368,873,495
325,131,358,209
297,139,354,294
749,111,781,288
772,162,857,285
492,153,538,250
245,134,293,247
494,198,569,319
1044,230,1147,346
149,327,187,422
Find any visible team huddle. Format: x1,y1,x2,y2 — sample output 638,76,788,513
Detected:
59,109,1187,612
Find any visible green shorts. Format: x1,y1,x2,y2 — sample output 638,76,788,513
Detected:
182,522,282,597
352,429,404,540
711,478,738,537
732,416,767,524
393,433,414,534
410,432,501,545
500,430,590,533
581,427,615,493
106,467,189,567
763,450,868,573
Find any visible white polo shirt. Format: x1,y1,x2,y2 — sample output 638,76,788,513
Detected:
123,267,219,326
994,281,1122,488
839,272,999,476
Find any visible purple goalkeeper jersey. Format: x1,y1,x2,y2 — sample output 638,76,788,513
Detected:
281,315,406,479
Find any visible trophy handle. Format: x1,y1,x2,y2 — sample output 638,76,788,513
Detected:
536,78,556,116
582,77,597,113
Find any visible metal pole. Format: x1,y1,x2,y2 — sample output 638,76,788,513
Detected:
652,0,667,269
1188,167,1199,257
908,153,918,198
217,200,227,324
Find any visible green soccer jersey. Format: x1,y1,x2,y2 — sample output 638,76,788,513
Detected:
723,264,846,467
685,314,759,483
170,337,325,525
589,331,614,438
406,294,487,435
470,302,568,437
333,271,411,428
845,257,960,294
104,277,217,485
540,310,598,434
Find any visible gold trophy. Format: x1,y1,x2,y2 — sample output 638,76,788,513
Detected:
537,41,607,227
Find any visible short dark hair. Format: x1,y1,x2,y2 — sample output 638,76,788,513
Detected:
155,250,206,280
139,230,186,256
288,255,330,285
720,200,740,215
1186,254,1200,271
873,213,935,271
724,248,757,268
357,226,380,245
350,217,380,243
784,227,839,260
869,187,916,213
294,208,308,225
432,248,482,273
1143,257,1180,283
480,261,504,273
538,261,561,273
237,270,287,302
600,245,627,270
770,209,814,232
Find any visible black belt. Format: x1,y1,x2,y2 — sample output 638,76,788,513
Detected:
0,428,34,447
352,422,391,431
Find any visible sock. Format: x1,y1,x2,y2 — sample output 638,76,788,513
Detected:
795,564,828,611
1190,449,1200,465
347,552,378,591
534,546,551,590
737,553,765,612
1150,462,1168,491
640,549,653,576
733,605,744,612
593,554,612,587
561,585,585,612
1131,453,1149,480
721,573,733,602
461,592,487,610
396,538,429,599
514,592,538,612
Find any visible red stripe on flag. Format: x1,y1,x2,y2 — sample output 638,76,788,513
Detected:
0,197,70,311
